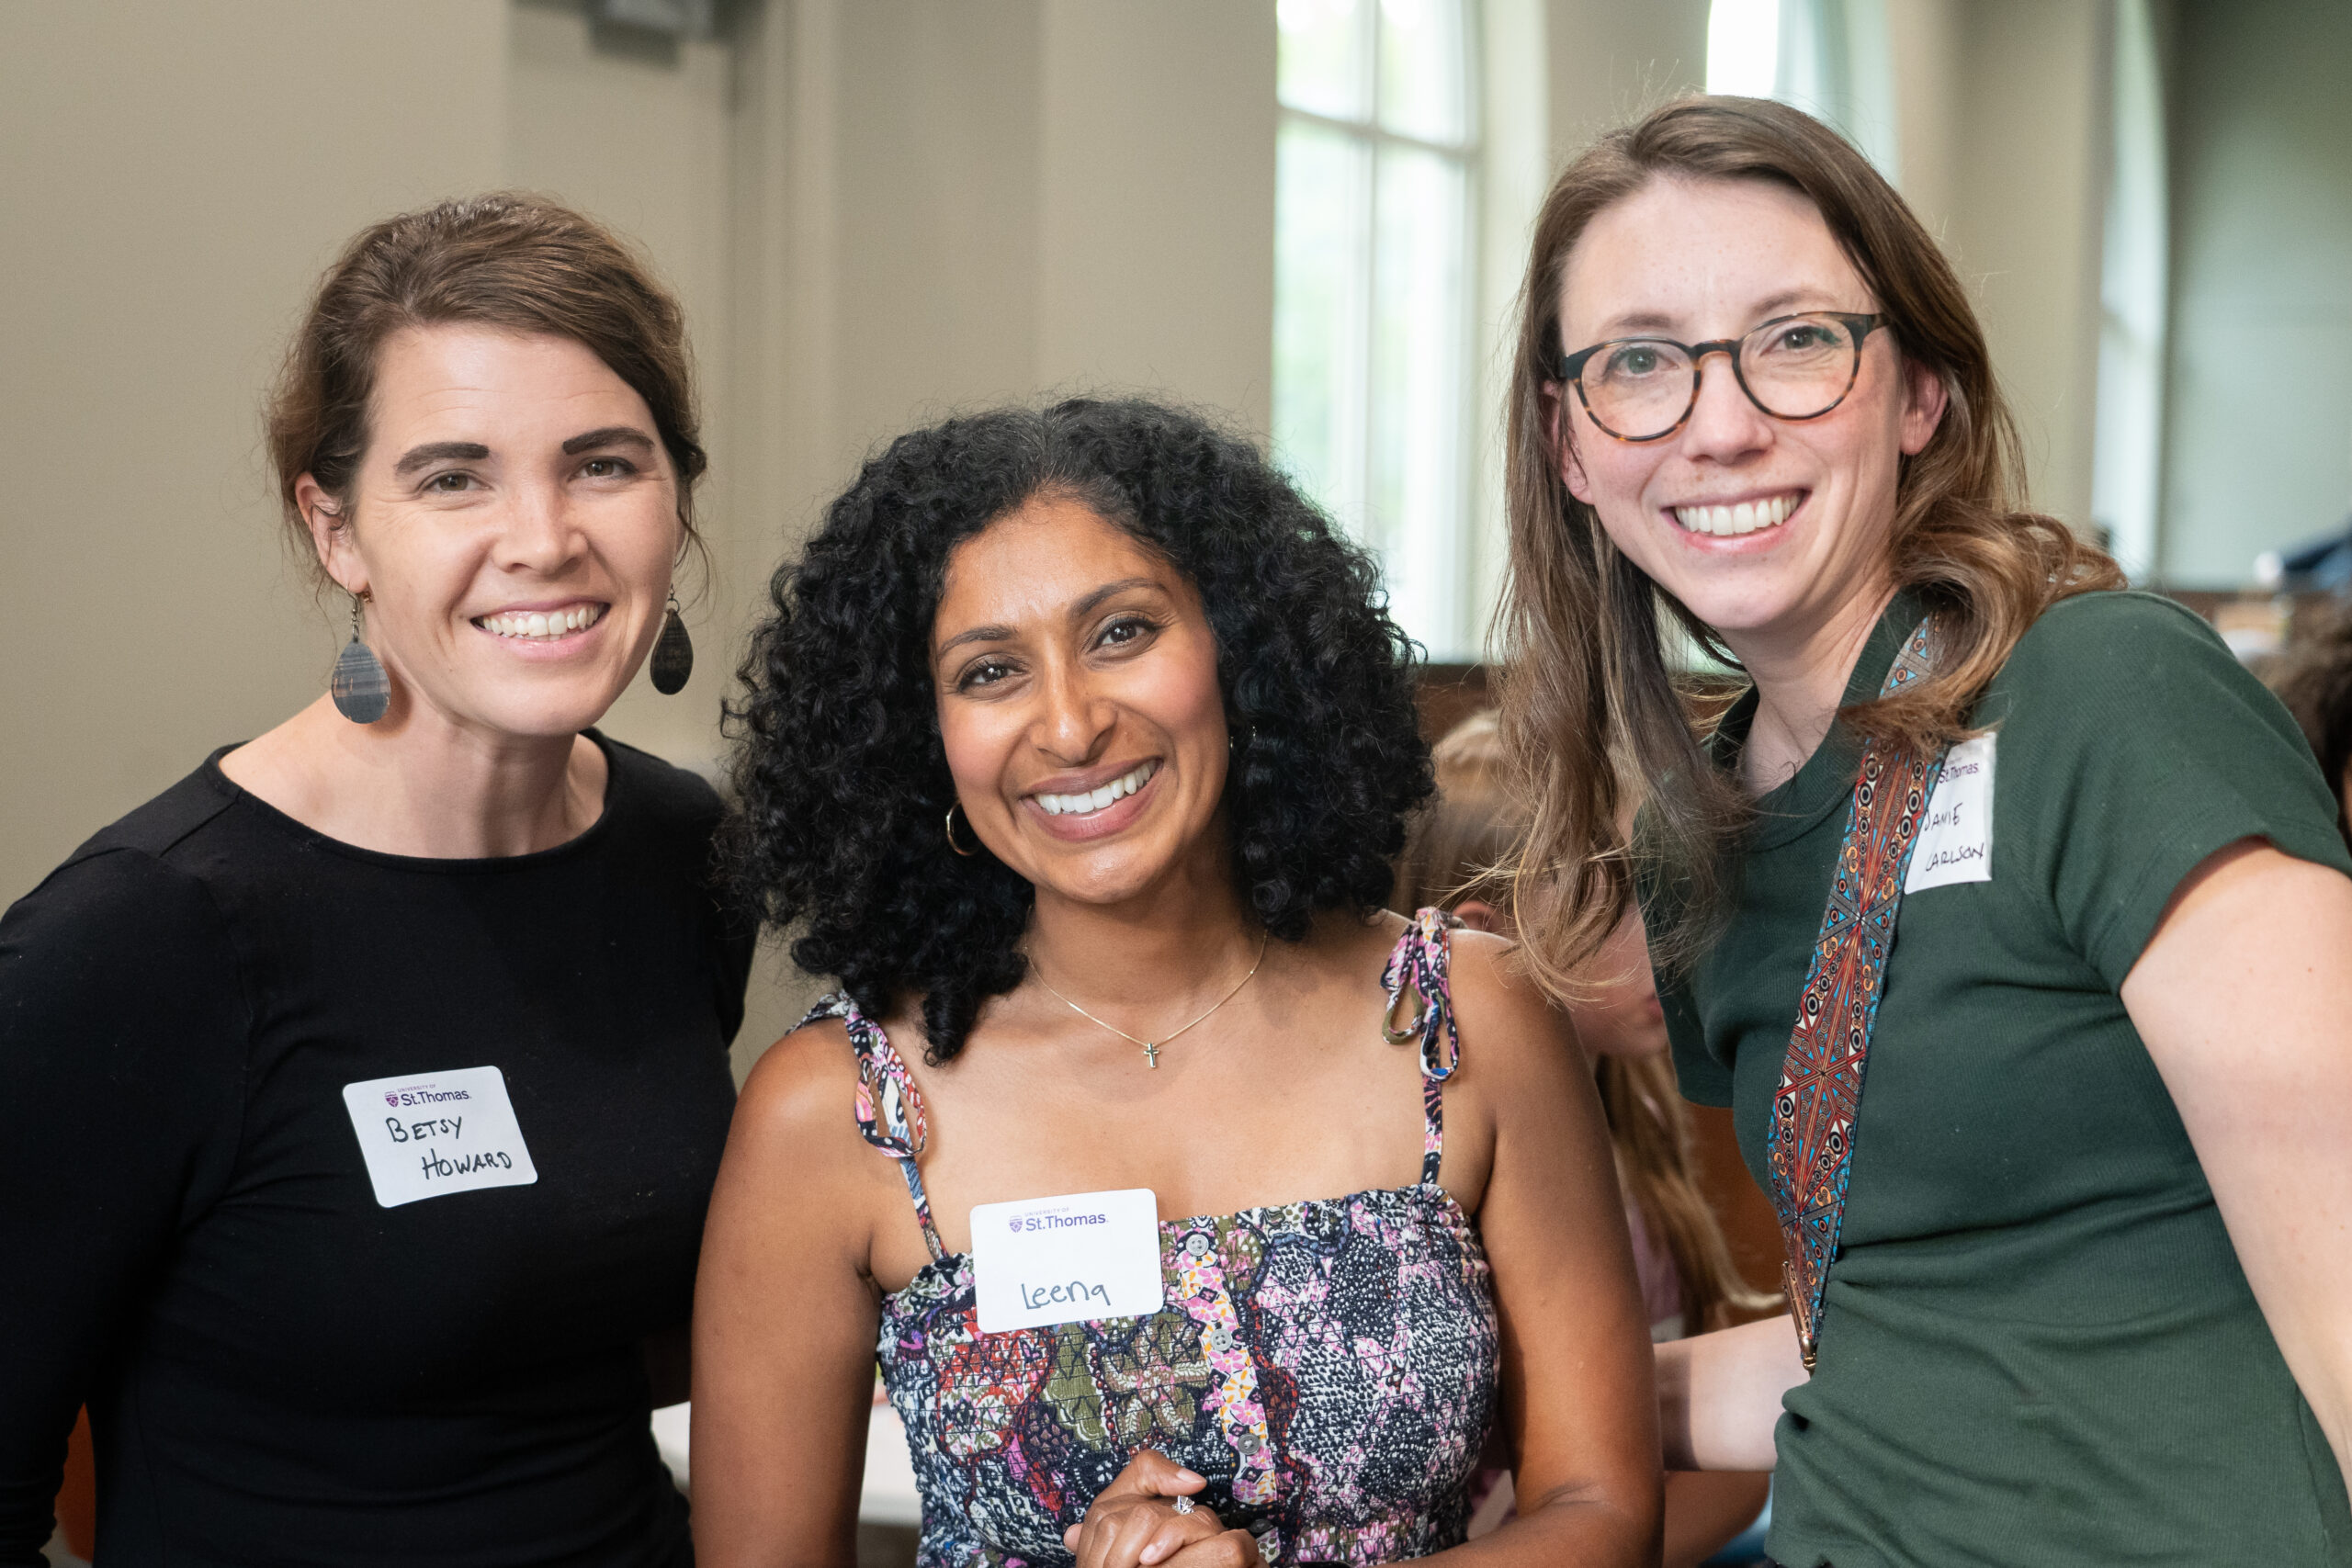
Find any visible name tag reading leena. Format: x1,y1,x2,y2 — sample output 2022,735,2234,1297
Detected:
971,1188,1165,1333
341,1066,539,1209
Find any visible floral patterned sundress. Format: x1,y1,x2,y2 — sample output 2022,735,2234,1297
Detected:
808,910,1498,1566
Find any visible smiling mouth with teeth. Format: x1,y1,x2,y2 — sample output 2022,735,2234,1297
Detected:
1031,759,1159,818
476,604,607,640
1672,491,1801,537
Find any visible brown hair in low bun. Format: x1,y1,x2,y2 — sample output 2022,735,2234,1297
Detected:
265,193,706,578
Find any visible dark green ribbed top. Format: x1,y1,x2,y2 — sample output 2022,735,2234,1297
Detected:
1655,590,2352,1566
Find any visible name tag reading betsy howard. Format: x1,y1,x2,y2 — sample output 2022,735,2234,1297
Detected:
341,1066,539,1209
1905,733,1996,893
971,1188,1165,1334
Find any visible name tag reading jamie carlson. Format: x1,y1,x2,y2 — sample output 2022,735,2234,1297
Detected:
1905,733,1996,893
971,1188,1165,1334
340,1066,539,1209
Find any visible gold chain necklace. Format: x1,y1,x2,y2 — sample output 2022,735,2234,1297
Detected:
1029,932,1269,1067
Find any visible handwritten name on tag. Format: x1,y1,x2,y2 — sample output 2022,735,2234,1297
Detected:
971,1188,1165,1334
1905,734,1996,892
341,1066,539,1209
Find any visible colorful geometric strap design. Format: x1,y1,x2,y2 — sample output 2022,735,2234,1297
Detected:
1765,618,1945,1371
1380,908,1461,1187
1170,1224,1280,1505
808,992,947,1264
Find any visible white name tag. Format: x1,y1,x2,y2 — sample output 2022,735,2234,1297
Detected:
1905,734,1996,892
970,1188,1165,1334
341,1066,539,1209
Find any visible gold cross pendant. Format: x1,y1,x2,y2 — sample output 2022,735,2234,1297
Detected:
1142,1042,1160,1068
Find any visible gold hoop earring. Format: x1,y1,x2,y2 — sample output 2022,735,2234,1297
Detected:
944,802,979,857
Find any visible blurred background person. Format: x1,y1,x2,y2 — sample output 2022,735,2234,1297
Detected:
1396,708,1775,1568
2267,600,2352,845
0,196,752,1568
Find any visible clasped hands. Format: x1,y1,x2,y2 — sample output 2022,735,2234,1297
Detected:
1060,1450,1262,1567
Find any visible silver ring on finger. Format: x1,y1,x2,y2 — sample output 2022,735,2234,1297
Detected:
1170,1495,1195,1516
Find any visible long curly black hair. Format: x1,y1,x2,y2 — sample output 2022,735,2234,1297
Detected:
727,398,1433,1063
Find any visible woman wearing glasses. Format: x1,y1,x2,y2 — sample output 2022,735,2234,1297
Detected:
1495,97,2352,1564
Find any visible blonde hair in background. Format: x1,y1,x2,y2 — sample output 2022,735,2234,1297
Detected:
1392,709,1517,918
1494,96,2122,999
1399,710,1775,1334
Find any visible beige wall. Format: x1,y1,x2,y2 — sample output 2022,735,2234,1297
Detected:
0,0,509,898
1939,0,2109,534
1544,0,1710,153
1889,1,2111,536
0,0,2167,1062
762,0,1276,505
2162,0,2352,585
0,0,1279,1068
1035,2,1278,423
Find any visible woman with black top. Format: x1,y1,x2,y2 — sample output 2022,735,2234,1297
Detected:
0,196,752,1567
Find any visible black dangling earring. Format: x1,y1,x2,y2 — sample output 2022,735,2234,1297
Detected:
331,592,390,725
944,803,979,857
650,592,694,694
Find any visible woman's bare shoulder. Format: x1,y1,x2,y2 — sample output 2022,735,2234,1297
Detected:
730,1011,871,1168
715,1009,931,1290
1443,925,1583,1085
1292,909,1553,1036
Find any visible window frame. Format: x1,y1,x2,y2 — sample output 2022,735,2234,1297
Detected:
1274,0,1486,660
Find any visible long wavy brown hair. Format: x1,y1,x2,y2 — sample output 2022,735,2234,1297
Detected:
1495,96,2120,993
1397,710,1773,1332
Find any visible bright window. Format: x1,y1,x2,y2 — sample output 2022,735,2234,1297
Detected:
1273,0,1479,659
1706,0,1898,179
2091,0,2167,581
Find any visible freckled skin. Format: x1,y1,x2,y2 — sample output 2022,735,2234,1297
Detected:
1555,177,1942,654
322,326,682,742
1554,176,1948,795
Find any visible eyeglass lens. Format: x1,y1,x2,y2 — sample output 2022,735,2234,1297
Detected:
1582,314,1863,440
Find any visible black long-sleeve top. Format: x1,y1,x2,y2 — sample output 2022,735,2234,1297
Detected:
0,736,752,1567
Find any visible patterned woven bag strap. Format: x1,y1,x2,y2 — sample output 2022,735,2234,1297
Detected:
1765,617,1946,1370
801,993,947,1265
1381,908,1462,1186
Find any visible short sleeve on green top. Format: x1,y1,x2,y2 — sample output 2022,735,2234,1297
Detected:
1648,590,2352,1568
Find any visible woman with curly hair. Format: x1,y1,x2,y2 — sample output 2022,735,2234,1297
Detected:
692,399,1659,1567
1496,95,2352,1564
